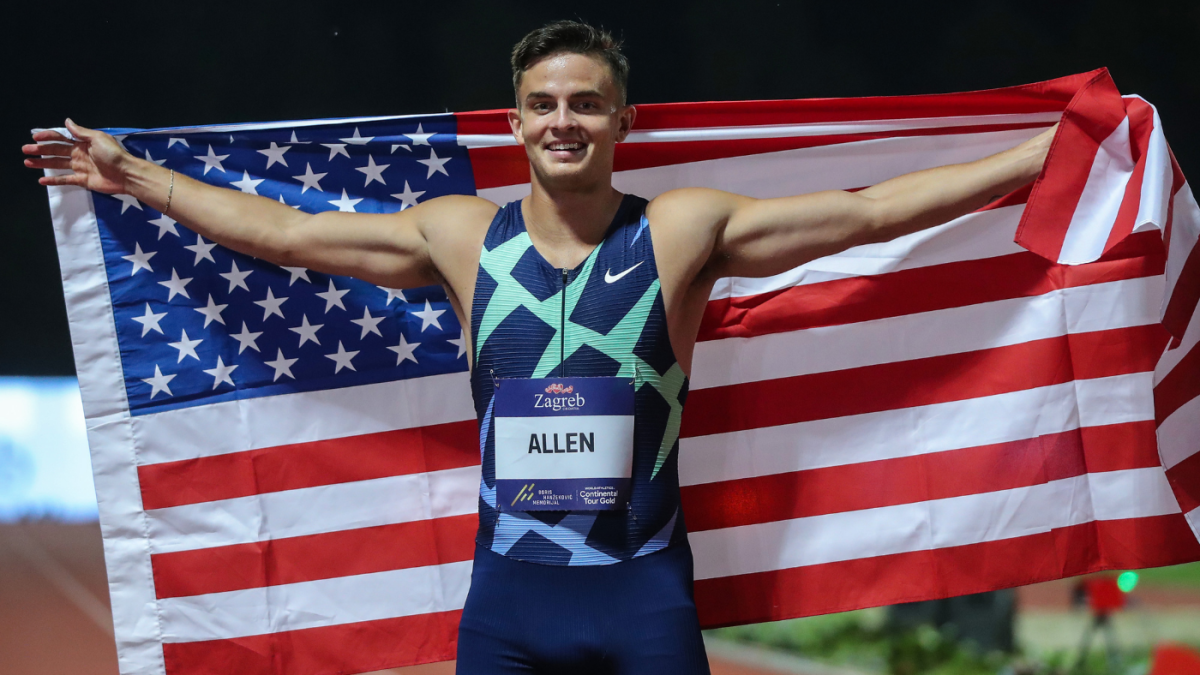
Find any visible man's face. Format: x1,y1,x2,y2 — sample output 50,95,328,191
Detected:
509,52,635,191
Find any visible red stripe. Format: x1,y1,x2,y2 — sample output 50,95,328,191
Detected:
682,421,1160,532
699,232,1163,341
1167,450,1200,515
1163,229,1200,343
694,514,1200,627
139,420,480,511
454,70,1095,136
1102,98,1157,253
1016,69,1128,262
683,324,1167,439
151,514,477,599
162,610,461,675
1155,338,1200,425
469,123,1053,190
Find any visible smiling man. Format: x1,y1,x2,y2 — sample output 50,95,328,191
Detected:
24,19,1056,675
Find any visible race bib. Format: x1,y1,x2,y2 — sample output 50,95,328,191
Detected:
493,377,634,511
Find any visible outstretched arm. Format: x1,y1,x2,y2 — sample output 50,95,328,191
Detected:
651,125,1056,281
23,120,491,288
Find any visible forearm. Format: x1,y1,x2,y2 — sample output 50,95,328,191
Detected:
122,156,307,265
857,128,1052,241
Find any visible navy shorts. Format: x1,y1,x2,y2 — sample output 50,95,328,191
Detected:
455,542,711,674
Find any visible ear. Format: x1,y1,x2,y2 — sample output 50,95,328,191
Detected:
615,105,636,143
508,107,524,145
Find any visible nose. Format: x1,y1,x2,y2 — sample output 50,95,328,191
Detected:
549,104,577,131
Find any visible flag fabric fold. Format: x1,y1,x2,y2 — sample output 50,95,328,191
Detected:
44,68,1200,675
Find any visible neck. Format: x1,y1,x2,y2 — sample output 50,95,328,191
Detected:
523,175,624,268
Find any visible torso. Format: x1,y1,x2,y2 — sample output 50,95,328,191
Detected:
466,194,691,565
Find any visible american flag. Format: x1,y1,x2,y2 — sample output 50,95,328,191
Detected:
47,68,1200,675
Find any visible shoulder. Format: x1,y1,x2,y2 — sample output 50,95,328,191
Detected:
645,187,750,232
413,193,500,227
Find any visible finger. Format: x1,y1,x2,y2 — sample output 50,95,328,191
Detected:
65,118,97,140
25,157,72,170
21,142,74,157
38,174,86,187
31,129,74,144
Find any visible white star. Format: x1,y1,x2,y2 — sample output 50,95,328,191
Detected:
412,299,446,332
293,163,327,193
229,135,235,144
122,243,156,276
230,322,263,354
390,144,412,153
264,349,298,381
388,334,420,365
148,213,179,240
325,341,359,373
202,356,238,390
289,315,323,346
328,189,363,213
340,127,374,145
381,287,406,305
355,155,390,186
158,268,193,301
194,295,228,328
417,147,451,178
168,329,203,362
219,260,253,293
253,287,288,320
185,234,217,265
448,330,467,359
144,149,167,166
390,181,425,209
257,142,291,168
132,303,167,337
406,123,434,146
278,194,301,209
142,365,176,399
282,266,310,285
167,137,189,149
351,306,385,338
230,170,265,195
195,145,230,175
115,194,143,214
315,279,349,312
289,131,311,144
321,143,350,161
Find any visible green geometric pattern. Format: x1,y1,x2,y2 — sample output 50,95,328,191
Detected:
476,232,686,478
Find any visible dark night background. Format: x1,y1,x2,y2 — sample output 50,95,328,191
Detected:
4,0,1198,376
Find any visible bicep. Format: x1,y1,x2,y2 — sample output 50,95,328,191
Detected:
713,190,881,278
282,209,435,288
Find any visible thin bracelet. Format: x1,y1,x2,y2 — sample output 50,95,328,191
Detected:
163,169,175,216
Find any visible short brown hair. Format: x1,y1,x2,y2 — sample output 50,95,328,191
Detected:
511,20,629,105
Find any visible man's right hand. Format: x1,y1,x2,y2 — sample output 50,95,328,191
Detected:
23,119,134,197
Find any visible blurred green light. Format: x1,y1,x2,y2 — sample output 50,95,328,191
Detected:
1117,571,1139,592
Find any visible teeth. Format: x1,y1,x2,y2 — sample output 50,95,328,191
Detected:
549,143,582,150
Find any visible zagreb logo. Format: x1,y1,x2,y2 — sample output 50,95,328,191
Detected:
534,383,585,411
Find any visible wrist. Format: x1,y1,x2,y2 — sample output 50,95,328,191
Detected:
122,156,168,205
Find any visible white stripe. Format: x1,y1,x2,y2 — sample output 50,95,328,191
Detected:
1158,395,1200,470
1155,263,1200,385
159,560,472,643
1129,98,1172,237
1059,116,1135,264
688,467,1178,580
692,275,1162,390
134,371,475,466
709,204,1027,300
1164,183,1200,312
476,127,1048,207
681,373,1150,486
456,111,1060,148
127,112,452,136
47,179,167,675
1186,506,1200,543
146,466,480,553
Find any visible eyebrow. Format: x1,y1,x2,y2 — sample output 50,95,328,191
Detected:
524,89,607,101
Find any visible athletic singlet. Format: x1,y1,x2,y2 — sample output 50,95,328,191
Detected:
469,194,690,566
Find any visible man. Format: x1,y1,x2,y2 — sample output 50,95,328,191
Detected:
25,19,1055,675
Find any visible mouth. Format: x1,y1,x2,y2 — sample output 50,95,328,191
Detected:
545,141,587,159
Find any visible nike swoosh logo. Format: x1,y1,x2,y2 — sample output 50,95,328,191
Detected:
604,261,644,284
